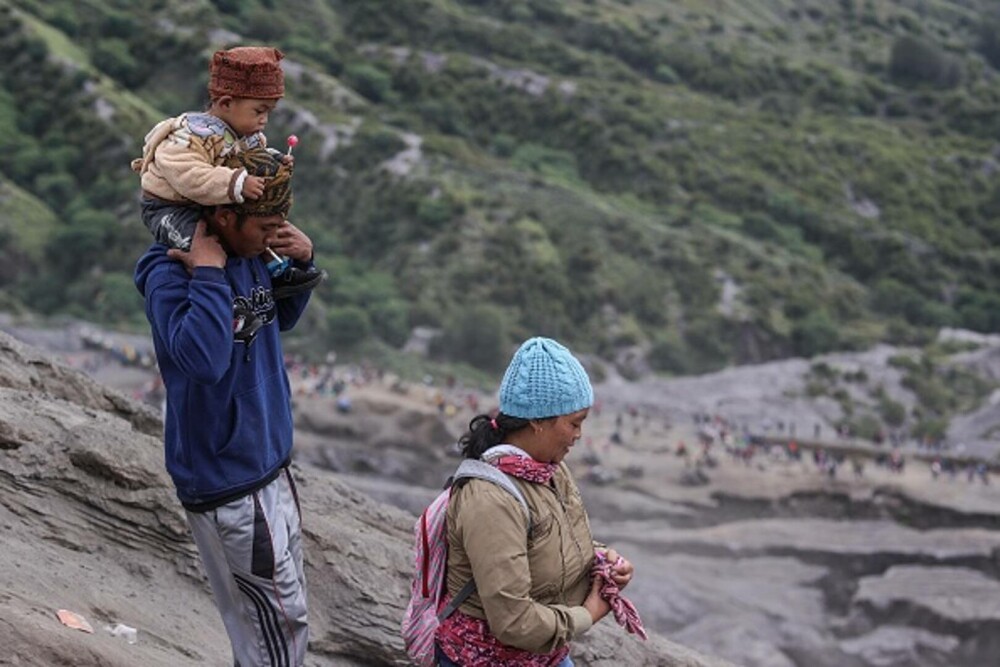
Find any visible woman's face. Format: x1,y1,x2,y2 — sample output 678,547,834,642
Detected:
535,408,589,464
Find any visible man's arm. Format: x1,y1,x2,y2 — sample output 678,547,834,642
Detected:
148,222,234,384
269,219,316,330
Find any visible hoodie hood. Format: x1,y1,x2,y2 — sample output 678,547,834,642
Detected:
135,243,173,296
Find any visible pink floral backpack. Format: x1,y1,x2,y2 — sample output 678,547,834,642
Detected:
401,458,530,667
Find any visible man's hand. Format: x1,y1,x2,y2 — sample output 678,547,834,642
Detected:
268,219,314,263
167,220,226,273
242,175,266,200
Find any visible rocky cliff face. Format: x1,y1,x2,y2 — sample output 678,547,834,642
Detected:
0,331,731,667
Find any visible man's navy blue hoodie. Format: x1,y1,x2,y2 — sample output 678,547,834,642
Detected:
135,244,311,510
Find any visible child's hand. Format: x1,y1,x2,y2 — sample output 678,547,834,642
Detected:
281,154,295,167
242,175,266,200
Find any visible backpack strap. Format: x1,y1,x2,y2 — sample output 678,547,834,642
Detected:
452,459,532,528
436,578,477,622
437,459,533,622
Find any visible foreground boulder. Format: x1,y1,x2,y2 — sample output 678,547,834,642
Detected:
0,331,732,666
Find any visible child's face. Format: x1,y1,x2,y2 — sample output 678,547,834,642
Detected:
214,96,279,136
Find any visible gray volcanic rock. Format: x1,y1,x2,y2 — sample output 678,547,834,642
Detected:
855,566,1000,624
589,516,1000,666
605,550,828,667
293,394,458,489
0,331,730,667
0,330,161,438
601,518,1000,561
839,626,960,667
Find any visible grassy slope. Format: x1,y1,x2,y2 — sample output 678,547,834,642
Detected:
0,0,998,372
0,178,59,257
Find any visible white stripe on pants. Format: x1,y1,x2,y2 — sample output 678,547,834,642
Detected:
187,469,308,667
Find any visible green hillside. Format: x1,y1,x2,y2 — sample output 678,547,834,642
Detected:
1,0,999,373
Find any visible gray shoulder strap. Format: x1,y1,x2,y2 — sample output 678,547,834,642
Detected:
439,460,533,622
453,458,530,525
437,578,476,622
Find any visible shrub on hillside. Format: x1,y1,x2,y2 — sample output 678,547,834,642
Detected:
871,278,952,328
879,396,907,427
434,304,508,372
93,39,143,87
848,413,883,441
92,273,143,326
682,314,733,372
510,143,580,181
416,196,455,229
977,19,1000,70
33,173,75,204
955,288,1000,333
344,63,394,103
647,334,689,375
912,417,948,443
327,305,372,349
370,300,410,348
336,125,406,171
791,310,841,358
889,36,964,89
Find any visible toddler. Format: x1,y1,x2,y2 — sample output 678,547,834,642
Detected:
131,46,323,299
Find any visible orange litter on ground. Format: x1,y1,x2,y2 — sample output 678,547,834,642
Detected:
56,609,94,634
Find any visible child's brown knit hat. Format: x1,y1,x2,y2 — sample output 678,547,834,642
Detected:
208,46,285,100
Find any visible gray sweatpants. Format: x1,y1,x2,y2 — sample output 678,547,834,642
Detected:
186,469,308,667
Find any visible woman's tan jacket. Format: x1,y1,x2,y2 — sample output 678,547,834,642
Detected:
444,462,597,654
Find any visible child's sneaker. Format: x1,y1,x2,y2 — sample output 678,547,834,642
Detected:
233,301,263,343
272,265,326,300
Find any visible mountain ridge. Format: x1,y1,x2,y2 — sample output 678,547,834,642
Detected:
1,0,999,375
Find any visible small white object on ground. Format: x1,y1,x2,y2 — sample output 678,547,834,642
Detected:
105,623,138,644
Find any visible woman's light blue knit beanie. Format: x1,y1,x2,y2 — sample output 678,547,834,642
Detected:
498,337,594,419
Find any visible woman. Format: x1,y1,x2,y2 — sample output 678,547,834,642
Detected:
435,337,636,666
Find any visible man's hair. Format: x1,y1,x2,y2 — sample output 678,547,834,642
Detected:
223,147,293,218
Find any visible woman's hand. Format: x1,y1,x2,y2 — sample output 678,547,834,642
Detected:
583,576,611,624
604,548,635,590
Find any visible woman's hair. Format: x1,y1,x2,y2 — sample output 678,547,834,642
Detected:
459,412,531,459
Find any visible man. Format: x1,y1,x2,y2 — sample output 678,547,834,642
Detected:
135,147,313,666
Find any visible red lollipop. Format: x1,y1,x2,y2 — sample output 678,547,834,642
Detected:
286,134,299,156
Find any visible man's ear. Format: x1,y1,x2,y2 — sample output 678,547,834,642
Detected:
212,207,237,229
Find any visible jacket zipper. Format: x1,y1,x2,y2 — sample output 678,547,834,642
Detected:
552,481,587,601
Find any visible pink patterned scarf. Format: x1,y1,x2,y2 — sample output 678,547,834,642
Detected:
591,552,647,640
436,614,570,667
493,453,558,484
